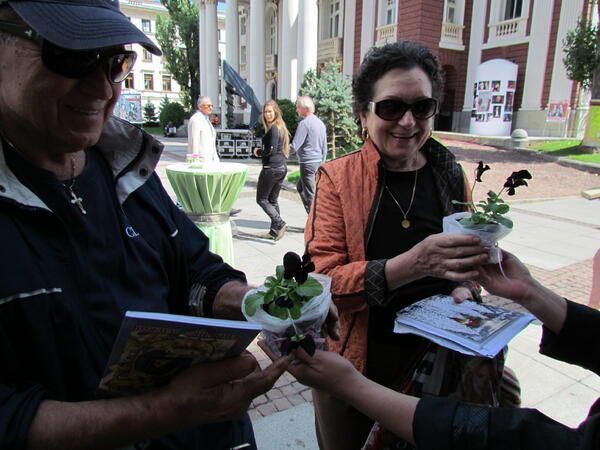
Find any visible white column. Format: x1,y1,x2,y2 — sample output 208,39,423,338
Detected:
249,0,266,103
204,0,220,109
278,0,299,99
520,0,554,110
226,0,239,71
462,1,486,110
360,0,375,60
198,3,207,99
342,0,356,76
548,0,583,105
297,0,318,88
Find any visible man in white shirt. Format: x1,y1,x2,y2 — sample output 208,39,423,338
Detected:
187,96,219,163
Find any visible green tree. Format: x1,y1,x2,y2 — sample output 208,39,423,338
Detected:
156,0,199,112
143,102,158,125
298,62,360,158
159,102,186,128
563,4,600,149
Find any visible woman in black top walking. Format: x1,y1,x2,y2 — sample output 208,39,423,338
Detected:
253,100,290,240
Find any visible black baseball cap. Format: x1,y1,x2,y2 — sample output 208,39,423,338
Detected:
3,0,162,55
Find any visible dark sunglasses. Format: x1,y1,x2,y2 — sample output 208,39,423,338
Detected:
0,20,137,84
368,97,438,121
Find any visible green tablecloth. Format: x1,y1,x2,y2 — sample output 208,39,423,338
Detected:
166,162,248,264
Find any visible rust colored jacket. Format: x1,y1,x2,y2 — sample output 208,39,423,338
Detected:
305,138,474,373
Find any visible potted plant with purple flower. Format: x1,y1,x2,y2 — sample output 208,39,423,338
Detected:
443,162,532,263
242,252,331,356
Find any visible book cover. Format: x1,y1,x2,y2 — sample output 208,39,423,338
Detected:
394,295,534,358
99,311,261,396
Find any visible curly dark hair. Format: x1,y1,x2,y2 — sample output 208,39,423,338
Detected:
352,41,444,118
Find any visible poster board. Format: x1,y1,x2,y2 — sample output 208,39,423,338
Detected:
546,101,569,122
470,59,518,136
114,93,143,124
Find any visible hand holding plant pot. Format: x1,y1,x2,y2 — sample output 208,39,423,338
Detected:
242,252,331,356
444,162,532,264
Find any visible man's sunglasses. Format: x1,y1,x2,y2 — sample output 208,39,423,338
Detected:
0,21,137,84
368,97,438,121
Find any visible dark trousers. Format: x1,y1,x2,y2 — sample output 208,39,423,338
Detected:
256,165,287,233
296,162,320,213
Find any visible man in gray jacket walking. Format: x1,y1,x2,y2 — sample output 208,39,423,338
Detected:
292,96,327,213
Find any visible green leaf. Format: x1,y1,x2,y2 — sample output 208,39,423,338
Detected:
495,215,513,228
244,292,264,316
496,204,510,214
275,265,285,281
266,302,290,320
290,303,302,320
295,277,324,298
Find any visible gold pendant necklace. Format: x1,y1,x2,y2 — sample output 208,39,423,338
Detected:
384,169,418,229
64,157,87,215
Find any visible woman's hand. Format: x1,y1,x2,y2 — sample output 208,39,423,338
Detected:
450,286,473,303
386,234,489,290
477,250,567,333
258,342,358,395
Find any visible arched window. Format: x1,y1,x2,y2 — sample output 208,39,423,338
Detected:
267,7,277,55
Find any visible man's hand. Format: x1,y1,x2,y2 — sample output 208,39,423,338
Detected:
162,351,292,426
212,281,254,320
450,286,473,304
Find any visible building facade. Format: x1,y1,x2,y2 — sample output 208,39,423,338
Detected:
206,0,594,137
119,0,182,115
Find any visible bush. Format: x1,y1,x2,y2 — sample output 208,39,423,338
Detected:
159,101,186,128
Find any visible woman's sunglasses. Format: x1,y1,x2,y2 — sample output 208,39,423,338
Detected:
0,21,137,84
368,97,439,121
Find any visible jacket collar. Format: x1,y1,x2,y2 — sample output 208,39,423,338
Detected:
0,116,163,209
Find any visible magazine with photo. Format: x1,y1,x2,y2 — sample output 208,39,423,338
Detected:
394,295,535,358
99,311,261,396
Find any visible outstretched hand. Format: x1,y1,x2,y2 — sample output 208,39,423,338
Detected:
476,250,535,303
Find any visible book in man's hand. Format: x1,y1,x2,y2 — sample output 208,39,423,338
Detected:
99,311,261,396
394,295,535,358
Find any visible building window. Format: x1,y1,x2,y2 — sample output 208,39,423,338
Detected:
384,0,397,25
124,73,134,89
141,19,151,33
142,48,152,62
503,0,523,20
268,9,277,54
240,16,246,35
144,73,154,90
162,75,172,91
445,0,457,23
240,45,247,64
328,0,341,38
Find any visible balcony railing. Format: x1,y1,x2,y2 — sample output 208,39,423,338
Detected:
317,37,343,62
265,54,277,72
488,17,528,42
376,24,397,46
439,22,465,50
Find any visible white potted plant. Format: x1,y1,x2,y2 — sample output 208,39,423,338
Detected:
444,162,532,263
242,252,331,356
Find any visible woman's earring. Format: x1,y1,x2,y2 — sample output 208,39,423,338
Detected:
428,129,433,139
362,127,369,142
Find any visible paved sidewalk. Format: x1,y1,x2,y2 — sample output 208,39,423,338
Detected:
154,135,600,449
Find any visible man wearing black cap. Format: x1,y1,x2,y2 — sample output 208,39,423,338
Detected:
0,1,291,448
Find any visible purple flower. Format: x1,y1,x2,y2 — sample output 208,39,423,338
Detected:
503,170,532,195
274,295,294,309
283,251,315,284
475,161,491,182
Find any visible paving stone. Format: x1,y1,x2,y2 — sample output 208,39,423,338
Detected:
266,389,283,400
256,403,278,417
273,397,293,411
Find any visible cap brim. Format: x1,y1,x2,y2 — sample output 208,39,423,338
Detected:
10,0,162,55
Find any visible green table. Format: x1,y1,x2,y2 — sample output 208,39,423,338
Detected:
166,162,248,265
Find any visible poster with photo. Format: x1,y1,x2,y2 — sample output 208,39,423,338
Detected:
546,101,569,122
492,80,501,92
476,91,492,112
492,95,504,104
493,105,502,118
503,113,512,122
507,80,516,89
